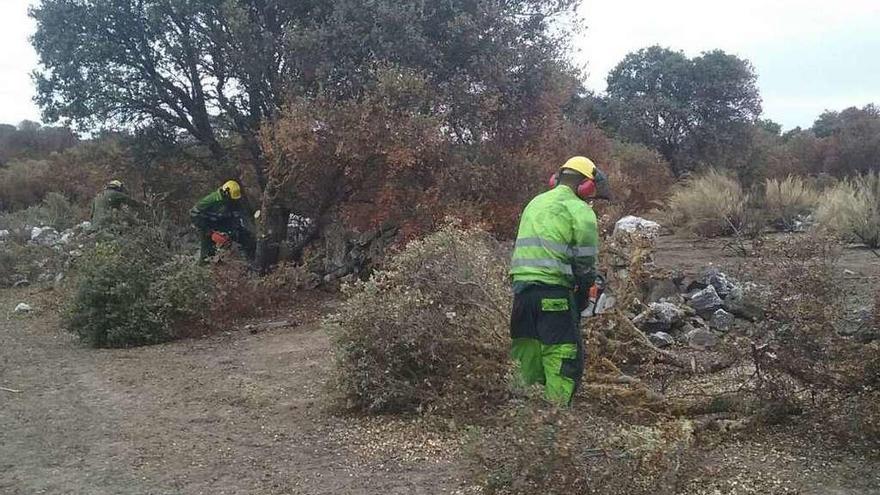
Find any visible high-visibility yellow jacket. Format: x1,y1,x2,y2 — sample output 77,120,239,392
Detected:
510,185,599,289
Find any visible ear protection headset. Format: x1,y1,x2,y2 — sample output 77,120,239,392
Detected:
548,170,597,200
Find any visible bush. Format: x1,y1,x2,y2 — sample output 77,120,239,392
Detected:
325,221,511,416
65,225,212,347
469,399,694,495
0,192,82,232
815,172,880,248
762,175,819,231
209,258,317,322
0,159,52,211
666,170,747,237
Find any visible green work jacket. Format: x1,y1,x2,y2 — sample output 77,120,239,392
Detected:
510,185,599,290
190,190,253,231
90,188,142,227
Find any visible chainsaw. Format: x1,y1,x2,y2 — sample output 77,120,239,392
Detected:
581,274,614,317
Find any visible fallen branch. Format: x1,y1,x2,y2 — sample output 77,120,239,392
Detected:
1,386,22,393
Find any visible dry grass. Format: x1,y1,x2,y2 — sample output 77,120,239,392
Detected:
666,170,747,237
763,176,819,231
815,172,880,248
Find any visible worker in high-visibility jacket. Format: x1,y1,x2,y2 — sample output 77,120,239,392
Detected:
509,156,610,405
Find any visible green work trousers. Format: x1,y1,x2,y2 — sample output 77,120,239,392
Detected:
510,285,584,405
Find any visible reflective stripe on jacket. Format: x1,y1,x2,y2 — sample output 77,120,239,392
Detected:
510,185,599,289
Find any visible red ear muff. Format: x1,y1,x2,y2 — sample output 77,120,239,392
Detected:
577,179,596,199
549,172,596,199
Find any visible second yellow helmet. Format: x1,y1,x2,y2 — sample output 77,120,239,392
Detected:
221,180,242,200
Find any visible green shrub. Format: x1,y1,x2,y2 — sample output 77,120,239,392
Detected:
666,170,747,237
65,225,211,348
0,242,61,287
325,221,511,416
815,172,880,247
763,175,819,231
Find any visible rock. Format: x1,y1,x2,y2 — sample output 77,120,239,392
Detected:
649,331,675,348
30,226,60,246
722,284,766,322
14,303,32,313
687,285,723,318
709,309,735,332
843,269,856,276
632,302,685,333
702,268,739,299
613,215,662,239
0,229,9,241
59,231,74,244
646,278,682,304
855,327,878,344
686,328,719,350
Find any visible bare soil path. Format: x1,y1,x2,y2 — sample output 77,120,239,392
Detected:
0,290,468,495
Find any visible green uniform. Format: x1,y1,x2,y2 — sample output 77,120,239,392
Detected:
509,184,599,405
190,190,255,261
90,187,143,228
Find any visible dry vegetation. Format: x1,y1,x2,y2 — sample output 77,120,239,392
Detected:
666,170,747,237
325,221,511,415
815,172,880,248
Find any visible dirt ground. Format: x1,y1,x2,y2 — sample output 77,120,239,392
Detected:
1,234,878,494
0,292,470,494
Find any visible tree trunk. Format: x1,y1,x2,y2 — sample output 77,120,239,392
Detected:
254,198,288,274
252,156,289,274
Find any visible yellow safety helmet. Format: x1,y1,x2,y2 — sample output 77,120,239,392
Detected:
107,179,124,190
560,156,597,179
220,180,242,200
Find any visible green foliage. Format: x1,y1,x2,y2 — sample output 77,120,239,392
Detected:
815,172,880,248
325,221,511,415
65,225,212,348
0,243,60,288
605,46,761,175
666,170,747,237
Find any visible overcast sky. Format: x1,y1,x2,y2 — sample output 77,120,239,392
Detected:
1,0,878,130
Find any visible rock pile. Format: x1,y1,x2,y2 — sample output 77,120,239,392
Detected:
629,267,763,350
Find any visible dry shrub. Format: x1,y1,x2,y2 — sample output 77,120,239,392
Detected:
815,172,880,248
325,220,510,416
762,175,819,231
666,170,747,237
0,160,52,211
470,399,694,495
747,234,844,388
604,141,674,212
209,257,316,322
741,234,879,446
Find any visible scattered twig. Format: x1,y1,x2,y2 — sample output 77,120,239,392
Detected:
1,386,22,393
